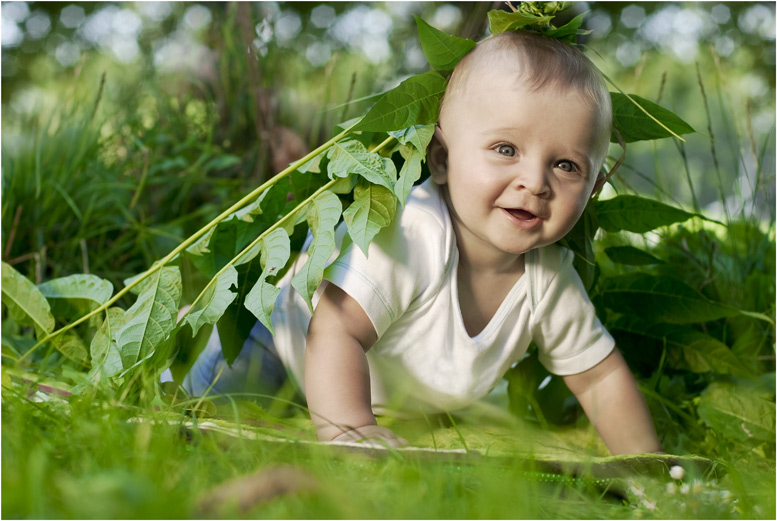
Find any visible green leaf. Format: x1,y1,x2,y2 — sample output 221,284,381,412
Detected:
123,261,166,294
231,190,269,222
544,11,591,43
329,175,359,195
51,331,89,363
609,316,752,378
204,154,241,172
291,191,343,311
185,265,238,337
90,307,126,377
731,322,767,358
185,215,265,277
37,274,114,320
414,15,476,71
610,93,695,143
603,246,665,266
504,348,551,428
680,337,753,378
487,10,553,34
600,273,740,324
697,382,775,443
184,192,269,269
388,124,435,153
327,139,397,191
353,71,447,132
116,266,182,367
185,228,217,258
559,205,598,291
1,261,55,337
595,195,695,233
343,179,398,256
187,171,325,279
394,145,424,207
297,153,323,174
245,228,291,334
217,261,263,366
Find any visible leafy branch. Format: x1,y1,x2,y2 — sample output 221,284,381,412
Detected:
179,135,396,334
17,121,361,362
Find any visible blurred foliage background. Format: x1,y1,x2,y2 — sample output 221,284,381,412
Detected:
2,1,775,289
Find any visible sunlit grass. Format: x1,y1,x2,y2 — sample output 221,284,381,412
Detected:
3,382,774,520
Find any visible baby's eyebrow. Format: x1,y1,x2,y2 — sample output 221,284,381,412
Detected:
483,126,522,136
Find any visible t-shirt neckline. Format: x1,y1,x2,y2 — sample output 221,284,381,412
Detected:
448,245,532,343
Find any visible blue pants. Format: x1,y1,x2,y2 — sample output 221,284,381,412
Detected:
182,321,288,402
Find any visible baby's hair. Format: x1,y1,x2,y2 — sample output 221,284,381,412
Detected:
440,31,613,170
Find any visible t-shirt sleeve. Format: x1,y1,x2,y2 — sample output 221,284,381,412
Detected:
323,203,447,339
531,247,615,376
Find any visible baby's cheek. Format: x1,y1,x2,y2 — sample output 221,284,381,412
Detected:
558,198,589,233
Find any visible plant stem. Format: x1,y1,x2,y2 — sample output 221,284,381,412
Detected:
88,72,106,124
638,383,695,423
19,121,361,362
129,147,150,210
673,139,700,213
695,62,729,223
3,205,23,260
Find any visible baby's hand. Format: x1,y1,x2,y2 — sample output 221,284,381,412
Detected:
330,425,409,449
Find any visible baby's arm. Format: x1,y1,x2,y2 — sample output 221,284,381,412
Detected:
563,349,662,455
305,283,407,447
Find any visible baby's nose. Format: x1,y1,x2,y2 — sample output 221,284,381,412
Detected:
513,165,550,197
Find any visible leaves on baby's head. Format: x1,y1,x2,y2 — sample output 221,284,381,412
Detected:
487,2,589,44
488,10,554,35
543,12,592,43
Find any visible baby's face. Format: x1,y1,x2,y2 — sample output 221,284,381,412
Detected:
432,68,607,260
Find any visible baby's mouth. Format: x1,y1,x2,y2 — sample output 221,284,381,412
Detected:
506,208,538,221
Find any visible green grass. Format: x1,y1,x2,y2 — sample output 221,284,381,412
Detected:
2,382,774,520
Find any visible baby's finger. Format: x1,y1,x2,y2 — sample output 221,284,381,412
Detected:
331,426,409,448
360,432,408,449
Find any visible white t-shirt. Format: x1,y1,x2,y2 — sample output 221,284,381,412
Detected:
271,179,614,414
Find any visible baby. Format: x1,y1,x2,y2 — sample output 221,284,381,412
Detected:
184,31,662,455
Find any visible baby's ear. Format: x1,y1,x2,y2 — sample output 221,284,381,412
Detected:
427,126,449,185
591,169,607,198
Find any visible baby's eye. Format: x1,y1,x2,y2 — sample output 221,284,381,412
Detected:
496,144,516,157
556,160,577,172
